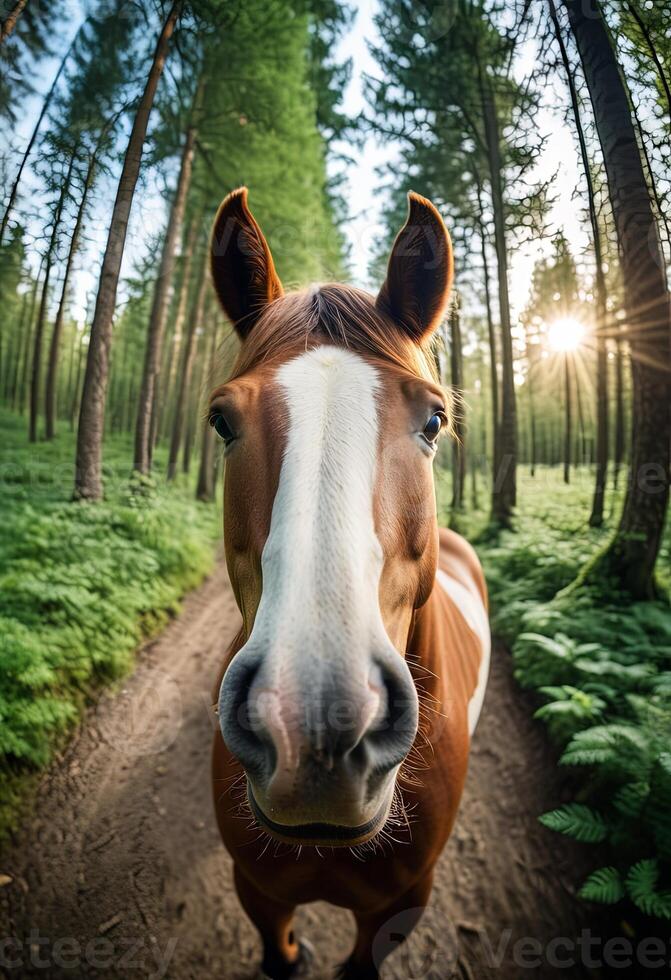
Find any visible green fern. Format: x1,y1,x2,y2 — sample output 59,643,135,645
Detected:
539,803,608,843
560,724,651,774
626,860,671,919
579,867,625,904
613,782,649,819
463,470,671,922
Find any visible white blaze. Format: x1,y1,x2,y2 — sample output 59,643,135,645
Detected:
247,346,387,684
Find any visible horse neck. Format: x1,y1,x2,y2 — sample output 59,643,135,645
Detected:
405,586,445,704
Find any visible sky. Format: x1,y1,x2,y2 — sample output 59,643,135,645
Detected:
5,0,592,327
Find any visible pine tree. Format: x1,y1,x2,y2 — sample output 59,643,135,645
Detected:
43,2,139,439
74,0,183,500
564,0,670,598
369,0,549,526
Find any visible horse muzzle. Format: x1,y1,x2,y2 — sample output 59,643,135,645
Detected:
218,642,419,846
246,779,395,847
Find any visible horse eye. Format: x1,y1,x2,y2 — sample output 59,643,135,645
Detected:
209,412,235,444
423,412,446,444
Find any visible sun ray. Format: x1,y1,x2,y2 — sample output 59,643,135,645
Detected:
547,317,586,353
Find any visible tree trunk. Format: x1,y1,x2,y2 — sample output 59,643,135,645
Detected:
158,217,199,443
630,96,671,286
74,0,182,500
183,323,209,475
449,297,465,514
574,363,588,465
133,84,200,474
591,330,609,522
29,151,76,442
64,320,77,412
475,177,500,489
5,285,29,402
563,354,572,485
479,69,517,526
167,256,208,481
16,269,41,412
70,328,87,430
613,333,626,489
0,26,81,245
549,0,610,524
45,156,96,439
526,339,537,477
625,0,671,124
565,0,671,598
0,0,28,43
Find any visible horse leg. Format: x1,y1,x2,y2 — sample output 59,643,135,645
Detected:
233,864,311,979
336,873,434,980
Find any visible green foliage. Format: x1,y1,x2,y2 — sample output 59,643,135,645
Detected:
451,469,671,920
368,0,549,281
579,867,625,905
191,0,346,286
512,598,671,919
0,410,218,834
626,860,671,919
539,803,608,843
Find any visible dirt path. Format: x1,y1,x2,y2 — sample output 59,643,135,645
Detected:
1,564,601,980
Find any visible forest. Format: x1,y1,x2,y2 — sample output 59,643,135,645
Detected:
0,0,670,975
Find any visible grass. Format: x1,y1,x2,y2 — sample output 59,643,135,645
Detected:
0,409,220,837
436,465,671,922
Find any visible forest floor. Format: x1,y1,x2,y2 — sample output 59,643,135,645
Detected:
0,560,611,980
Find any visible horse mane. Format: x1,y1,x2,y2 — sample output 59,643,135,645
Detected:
226,282,439,383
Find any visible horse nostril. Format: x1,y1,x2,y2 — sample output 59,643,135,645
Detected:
364,651,419,772
218,651,272,777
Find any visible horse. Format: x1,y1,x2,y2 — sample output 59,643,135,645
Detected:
209,187,490,980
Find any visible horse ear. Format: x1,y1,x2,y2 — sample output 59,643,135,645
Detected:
210,187,284,339
375,192,453,342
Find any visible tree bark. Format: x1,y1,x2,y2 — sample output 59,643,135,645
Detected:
196,318,219,503
565,0,671,597
167,255,208,481
64,318,77,412
29,151,77,442
74,0,182,500
630,95,671,287
0,26,81,245
157,216,199,443
182,315,209,475
625,0,671,124
0,0,28,44
16,269,41,412
70,327,87,430
449,297,466,514
45,155,97,439
133,84,200,474
525,332,537,477
549,0,610,524
574,363,588,465
478,68,517,526
563,354,572,484
613,333,626,489
5,285,28,402
474,176,500,490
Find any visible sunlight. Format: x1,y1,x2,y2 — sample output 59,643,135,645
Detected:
547,317,586,353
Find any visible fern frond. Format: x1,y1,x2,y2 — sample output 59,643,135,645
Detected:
613,782,649,819
579,867,625,904
539,803,608,843
626,859,671,919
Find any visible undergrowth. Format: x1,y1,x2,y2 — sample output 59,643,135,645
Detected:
0,410,219,837
438,466,671,923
